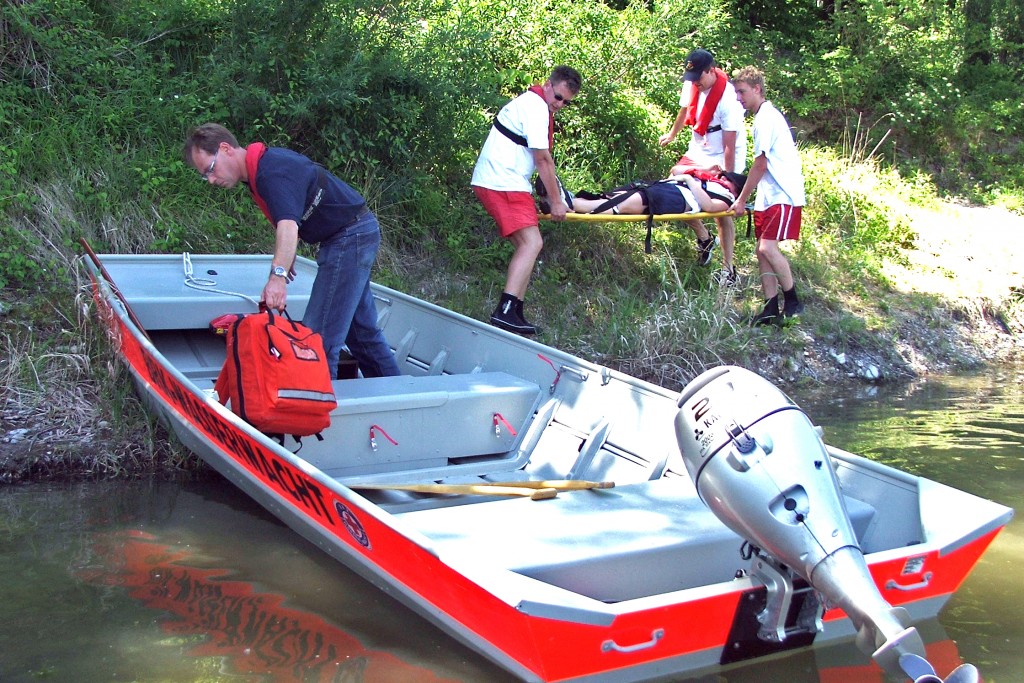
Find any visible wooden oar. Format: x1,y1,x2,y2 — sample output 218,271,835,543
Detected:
351,482,558,500
480,479,615,491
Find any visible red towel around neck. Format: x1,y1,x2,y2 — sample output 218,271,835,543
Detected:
244,142,275,227
683,68,728,137
527,84,555,150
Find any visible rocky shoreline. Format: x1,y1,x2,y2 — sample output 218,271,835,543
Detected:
754,309,1022,389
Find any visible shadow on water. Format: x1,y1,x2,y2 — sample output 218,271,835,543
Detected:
0,365,1021,682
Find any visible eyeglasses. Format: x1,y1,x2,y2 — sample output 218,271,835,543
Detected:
201,148,220,181
554,92,573,106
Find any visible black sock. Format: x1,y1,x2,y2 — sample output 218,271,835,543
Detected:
496,292,518,316
782,285,799,307
514,297,532,321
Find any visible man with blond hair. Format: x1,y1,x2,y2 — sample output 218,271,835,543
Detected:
728,66,806,326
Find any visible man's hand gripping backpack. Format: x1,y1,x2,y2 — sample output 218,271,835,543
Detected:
213,309,337,441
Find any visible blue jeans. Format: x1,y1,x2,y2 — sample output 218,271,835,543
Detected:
304,212,401,378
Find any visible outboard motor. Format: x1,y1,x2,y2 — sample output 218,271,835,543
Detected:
674,366,978,683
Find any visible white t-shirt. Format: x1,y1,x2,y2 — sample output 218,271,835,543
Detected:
751,100,805,210
681,79,748,173
471,90,550,192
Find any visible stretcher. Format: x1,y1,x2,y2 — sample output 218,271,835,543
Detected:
539,210,741,221
540,208,752,252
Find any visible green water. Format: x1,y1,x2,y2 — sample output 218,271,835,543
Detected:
0,368,1020,683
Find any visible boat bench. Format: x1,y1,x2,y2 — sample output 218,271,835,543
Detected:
299,372,543,480
396,478,878,603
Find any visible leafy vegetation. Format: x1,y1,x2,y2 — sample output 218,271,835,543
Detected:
1,0,1021,477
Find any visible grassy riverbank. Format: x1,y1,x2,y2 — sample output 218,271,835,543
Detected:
1,151,1021,482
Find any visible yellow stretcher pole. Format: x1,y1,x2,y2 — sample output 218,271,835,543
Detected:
351,480,614,500
538,210,745,222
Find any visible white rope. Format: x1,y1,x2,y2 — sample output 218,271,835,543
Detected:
182,252,261,308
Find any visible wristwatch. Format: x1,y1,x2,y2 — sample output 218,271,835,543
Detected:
270,265,288,280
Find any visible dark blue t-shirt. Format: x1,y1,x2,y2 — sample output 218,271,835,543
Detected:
254,148,366,244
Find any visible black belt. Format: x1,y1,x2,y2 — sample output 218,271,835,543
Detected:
344,205,370,227
314,205,370,244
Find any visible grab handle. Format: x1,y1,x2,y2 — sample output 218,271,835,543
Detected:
885,572,933,592
601,628,665,654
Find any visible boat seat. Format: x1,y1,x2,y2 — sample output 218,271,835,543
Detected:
148,330,226,383
395,478,878,603
298,372,543,481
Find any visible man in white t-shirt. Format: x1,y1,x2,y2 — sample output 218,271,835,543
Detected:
472,66,581,335
660,49,747,282
728,66,806,326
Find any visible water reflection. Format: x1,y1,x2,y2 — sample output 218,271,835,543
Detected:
75,530,456,682
0,479,509,683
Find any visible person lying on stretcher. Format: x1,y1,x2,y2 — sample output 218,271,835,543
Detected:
570,165,745,217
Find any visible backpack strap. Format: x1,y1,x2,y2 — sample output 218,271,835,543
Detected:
492,115,528,147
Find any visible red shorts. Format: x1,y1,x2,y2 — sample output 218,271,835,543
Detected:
754,205,802,241
473,186,538,238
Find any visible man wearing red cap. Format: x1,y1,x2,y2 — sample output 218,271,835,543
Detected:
660,48,747,284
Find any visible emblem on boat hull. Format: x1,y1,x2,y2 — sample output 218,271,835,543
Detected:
335,500,371,549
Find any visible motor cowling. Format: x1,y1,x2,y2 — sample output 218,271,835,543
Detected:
674,365,860,581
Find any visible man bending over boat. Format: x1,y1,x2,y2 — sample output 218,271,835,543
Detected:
183,123,401,379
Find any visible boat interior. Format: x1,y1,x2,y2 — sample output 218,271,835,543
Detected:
103,254,933,603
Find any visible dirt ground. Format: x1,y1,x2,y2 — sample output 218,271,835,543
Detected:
753,202,1024,387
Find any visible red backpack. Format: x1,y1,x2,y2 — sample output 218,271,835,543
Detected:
213,310,337,438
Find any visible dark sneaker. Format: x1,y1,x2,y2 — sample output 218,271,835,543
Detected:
695,236,718,266
783,300,805,318
715,266,738,287
514,298,543,335
490,301,538,335
751,298,782,327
